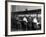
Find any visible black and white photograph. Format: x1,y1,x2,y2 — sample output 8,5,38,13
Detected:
11,5,41,31
6,2,45,36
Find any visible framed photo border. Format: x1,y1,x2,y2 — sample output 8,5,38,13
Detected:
5,1,45,36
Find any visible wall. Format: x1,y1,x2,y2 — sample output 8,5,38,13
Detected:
12,5,41,12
